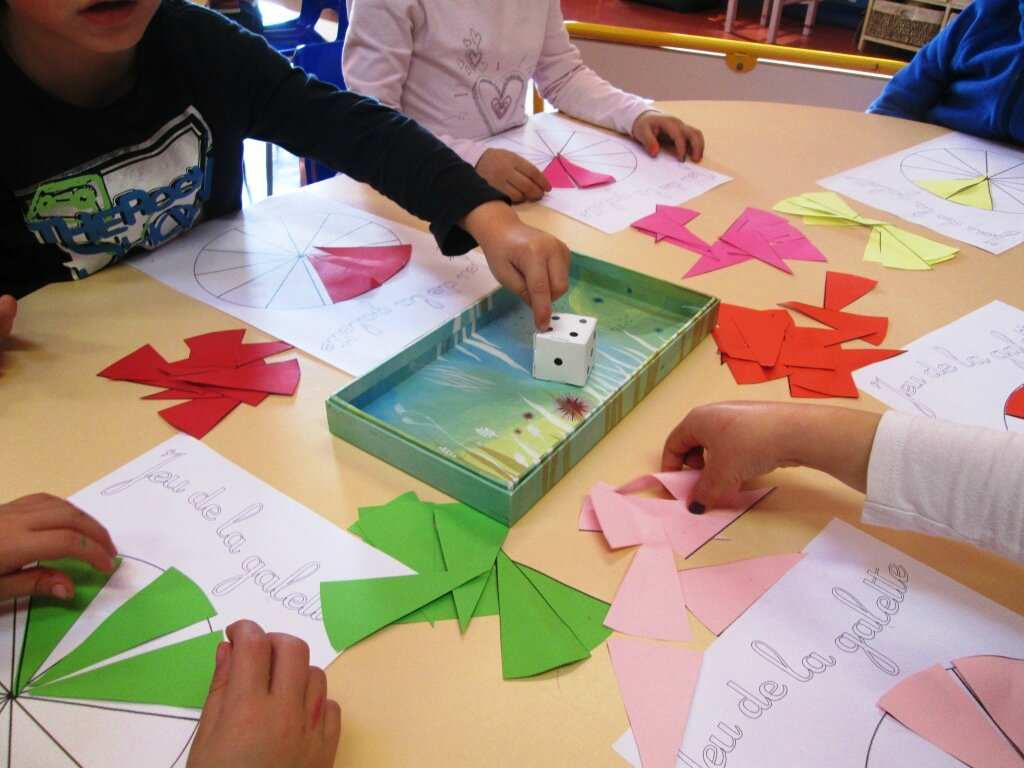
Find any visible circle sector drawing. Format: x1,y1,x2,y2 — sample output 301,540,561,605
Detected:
901,148,1024,213
1004,384,1024,433
865,656,1024,768
484,127,638,188
194,213,406,309
1,556,219,768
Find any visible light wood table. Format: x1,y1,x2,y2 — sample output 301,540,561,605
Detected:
2,101,1021,767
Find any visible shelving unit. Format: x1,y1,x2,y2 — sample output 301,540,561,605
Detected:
858,0,968,53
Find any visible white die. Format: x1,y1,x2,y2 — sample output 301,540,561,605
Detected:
532,313,597,387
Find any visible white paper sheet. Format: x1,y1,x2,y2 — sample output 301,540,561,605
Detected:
482,112,731,234
819,132,1024,254
853,300,1024,431
0,435,409,767
130,194,500,376
614,519,1024,767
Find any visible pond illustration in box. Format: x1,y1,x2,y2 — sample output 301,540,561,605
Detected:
351,277,708,487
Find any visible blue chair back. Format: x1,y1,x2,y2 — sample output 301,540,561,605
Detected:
292,40,347,184
262,0,347,55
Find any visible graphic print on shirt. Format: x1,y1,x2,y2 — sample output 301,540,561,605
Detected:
18,108,212,280
459,27,528,136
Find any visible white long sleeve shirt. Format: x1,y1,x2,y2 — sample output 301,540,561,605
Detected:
342,0,652,165
864,410,1024,563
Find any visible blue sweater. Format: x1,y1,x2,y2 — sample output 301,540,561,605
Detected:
867,0,1024,145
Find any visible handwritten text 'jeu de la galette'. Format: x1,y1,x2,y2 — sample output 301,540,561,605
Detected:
681,563,909,767
100,449,324,621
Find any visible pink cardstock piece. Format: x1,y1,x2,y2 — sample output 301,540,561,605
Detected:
878,663,1024,768
556,155,615,187
309,244,412,303
663,486,773,559
608,638,703,768
953,655,1024,753
542,156,576,189
677,553,804,635
589,482,648,549
604,541,691,642
578,494,601,532
632,205,702,243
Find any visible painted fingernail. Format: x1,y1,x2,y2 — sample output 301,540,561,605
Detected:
688,501,706,515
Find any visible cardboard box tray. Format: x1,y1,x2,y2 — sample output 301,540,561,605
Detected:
326,252,718,526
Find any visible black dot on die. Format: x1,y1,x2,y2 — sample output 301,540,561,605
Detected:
552,315,561,320
554,358,563,366
579,318,588,323
570,331,578,337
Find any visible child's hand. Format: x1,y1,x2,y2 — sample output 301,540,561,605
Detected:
662,402,879,513
475,148,552,203
0,493,117,601
631,111,704,162
0,295,16,342
461,201,571,330
187,621,341,768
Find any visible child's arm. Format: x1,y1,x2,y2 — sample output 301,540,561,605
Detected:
531,0,704,161
0,295,15,341
661,402,879,512
187,621,341,768
0,493,118,601
460,200,570,330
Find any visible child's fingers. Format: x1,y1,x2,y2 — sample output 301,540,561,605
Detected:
15,493,117,558
0,566,75,602
2,528,117,578
223,620,273,697
267,632,311,701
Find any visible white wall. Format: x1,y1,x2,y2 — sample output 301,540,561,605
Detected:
572,38,890,111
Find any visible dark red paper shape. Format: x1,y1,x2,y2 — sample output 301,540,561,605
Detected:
159,397,243,439
308,244,412,303
178,359,300,396
1005,386,1024,418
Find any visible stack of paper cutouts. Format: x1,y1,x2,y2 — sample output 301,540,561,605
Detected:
877,656,1024,766
631,204,826,278
98,329,299,438
712,270,905,398
542,155,615,189
307,244,412,303
11,558,221,710
319,492,612,679
581,470,805,768
773,191,958,270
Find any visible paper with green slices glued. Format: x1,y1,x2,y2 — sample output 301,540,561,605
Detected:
16,557,121,694
773,191,958,269
323,492,610,679
28,631,223,709
31,566,216,688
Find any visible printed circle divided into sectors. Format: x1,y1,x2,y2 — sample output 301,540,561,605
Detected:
901,148,1024,213
484,127,639,185
1,556,217,768
194,213,404,309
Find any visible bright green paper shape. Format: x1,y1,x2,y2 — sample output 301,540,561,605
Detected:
32,567,215,688
321,568,485,652
28,631,222,709
496,552,591,680
356,493,451,624
515,561,612,651
917,176,993,210
433,502,508,631
393,563,499,624
16,557,121,694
